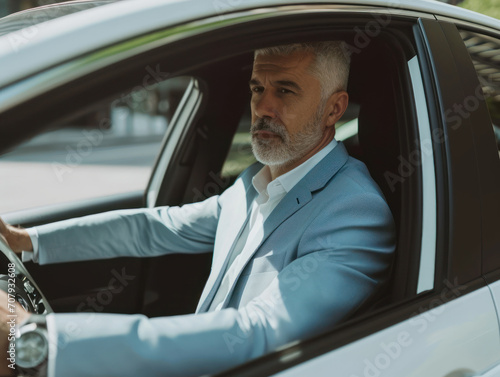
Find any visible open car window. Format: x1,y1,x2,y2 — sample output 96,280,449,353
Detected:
0,76,190,214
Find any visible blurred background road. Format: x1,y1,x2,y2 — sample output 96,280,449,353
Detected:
0,108,166,213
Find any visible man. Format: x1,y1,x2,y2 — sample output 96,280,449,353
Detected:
0,41,395,377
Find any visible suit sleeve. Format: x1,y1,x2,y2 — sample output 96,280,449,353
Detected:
35,195,221,264
46,190,395,377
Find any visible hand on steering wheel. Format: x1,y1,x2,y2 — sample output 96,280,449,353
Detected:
0,217,33,254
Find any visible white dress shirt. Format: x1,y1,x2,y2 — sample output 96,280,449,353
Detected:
208,139,337,311
22,228,39,262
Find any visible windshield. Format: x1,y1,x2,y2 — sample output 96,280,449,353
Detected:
0,0,120,37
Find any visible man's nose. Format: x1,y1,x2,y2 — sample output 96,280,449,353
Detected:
253,90,279,119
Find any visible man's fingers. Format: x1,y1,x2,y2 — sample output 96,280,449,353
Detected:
0,220,32,253
0,218,12,249
0,218,13,250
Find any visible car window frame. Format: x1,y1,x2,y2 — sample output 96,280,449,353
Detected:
415,18,484,289
448,23,500,279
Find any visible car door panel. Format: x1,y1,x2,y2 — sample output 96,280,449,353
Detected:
452,27,500,377
488,280,500,340
216,13,498,377
271,287,500,377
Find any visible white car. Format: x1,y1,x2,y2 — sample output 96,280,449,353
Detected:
0,0,499,376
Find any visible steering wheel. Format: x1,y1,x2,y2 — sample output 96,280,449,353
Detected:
0,236,52,315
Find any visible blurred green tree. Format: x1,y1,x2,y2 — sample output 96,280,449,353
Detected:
459,0,500,19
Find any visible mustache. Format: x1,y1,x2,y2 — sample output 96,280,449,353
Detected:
250,118,286,138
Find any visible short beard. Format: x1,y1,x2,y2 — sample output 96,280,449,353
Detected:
250,100,326,167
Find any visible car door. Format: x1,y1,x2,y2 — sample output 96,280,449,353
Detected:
208,8,500,377
452,18,500,377
106,4,499,376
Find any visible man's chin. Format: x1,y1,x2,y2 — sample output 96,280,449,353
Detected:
252,148,291,167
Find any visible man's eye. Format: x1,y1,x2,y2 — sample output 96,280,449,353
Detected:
251,87,263,94
279,88,293,94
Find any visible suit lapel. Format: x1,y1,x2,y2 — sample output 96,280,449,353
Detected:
217,142,351,309
216,185,312,308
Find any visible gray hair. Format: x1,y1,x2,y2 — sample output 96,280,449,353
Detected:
254,41,351,100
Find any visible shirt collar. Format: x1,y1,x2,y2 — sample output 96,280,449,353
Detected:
252,138,338,198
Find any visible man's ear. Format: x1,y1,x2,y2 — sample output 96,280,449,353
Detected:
325,91,349,127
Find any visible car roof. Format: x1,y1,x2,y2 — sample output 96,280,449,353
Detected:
0,0,498,90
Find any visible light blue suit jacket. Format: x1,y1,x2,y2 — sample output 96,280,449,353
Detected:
36,142,395,377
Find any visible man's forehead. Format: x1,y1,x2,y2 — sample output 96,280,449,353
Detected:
252,51,315,76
